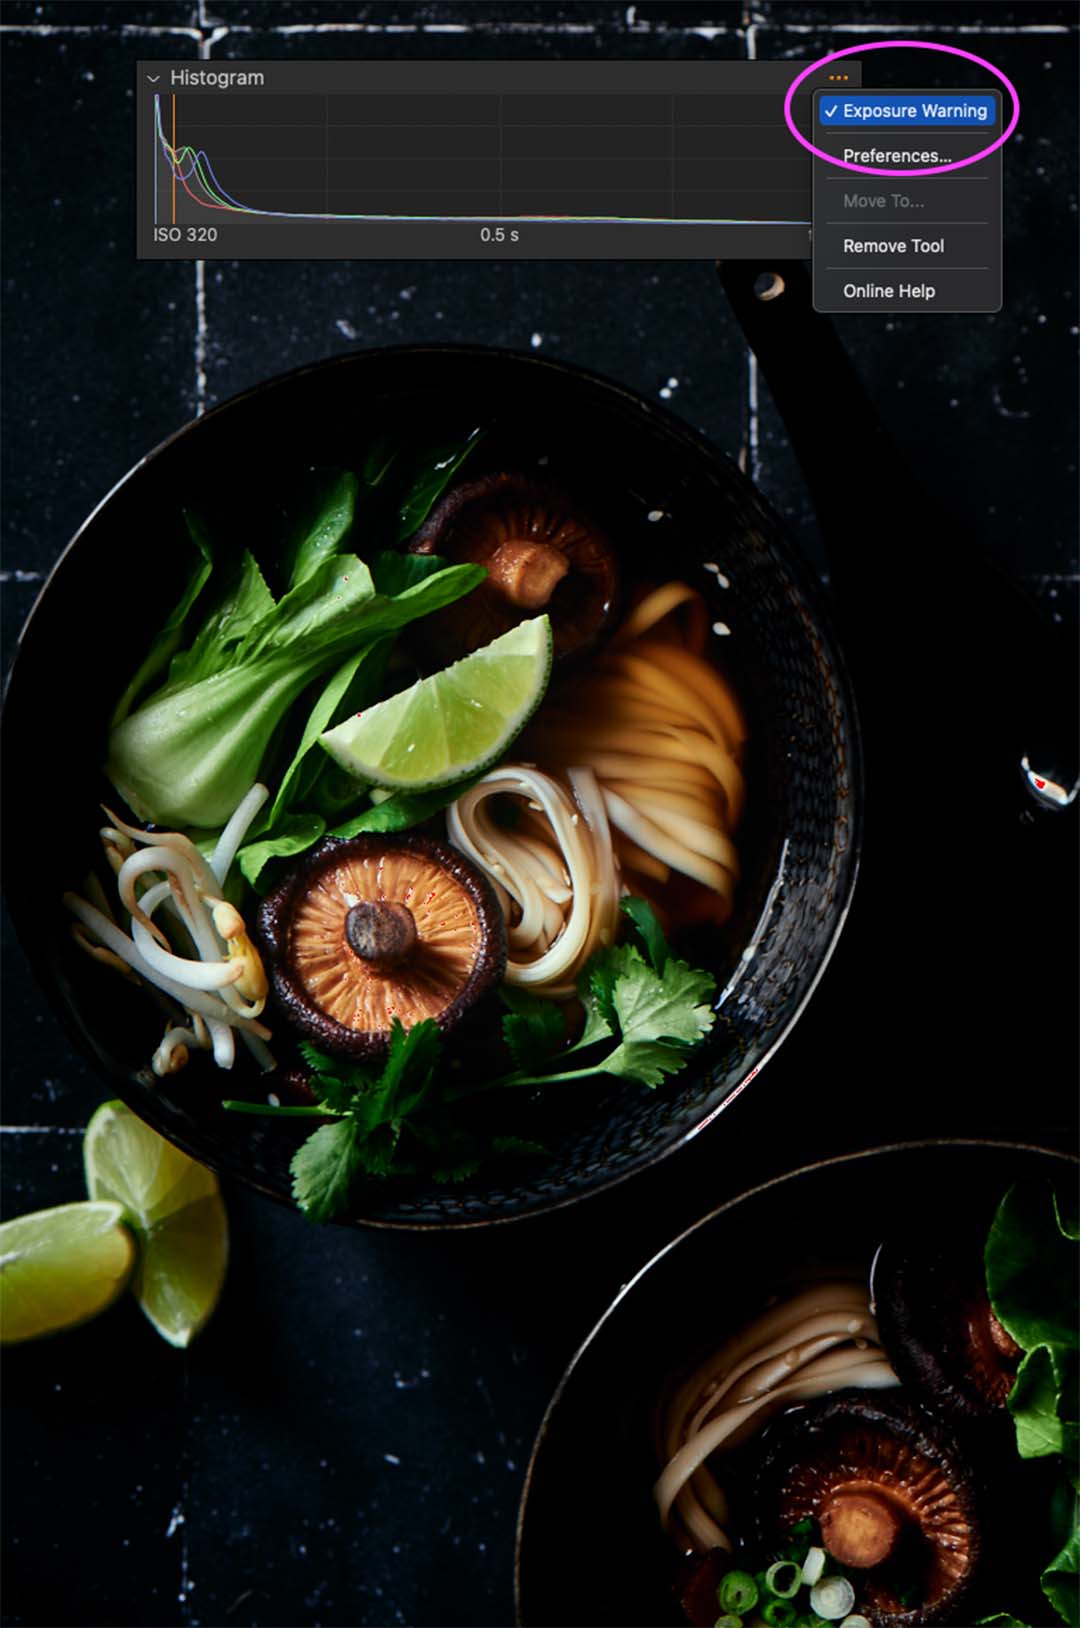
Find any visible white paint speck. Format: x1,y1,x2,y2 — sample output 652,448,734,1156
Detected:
384,1452,401,1466
712,621,732,637
335,317,357,340
647,509,665,522
530,332,543,348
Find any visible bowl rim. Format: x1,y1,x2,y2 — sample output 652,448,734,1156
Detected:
2,341,865,1230
512,1135,1079,1623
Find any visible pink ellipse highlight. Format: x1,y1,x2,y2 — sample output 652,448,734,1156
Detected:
783,40,1020,177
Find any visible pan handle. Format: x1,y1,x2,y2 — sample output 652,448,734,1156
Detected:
718,257,1078,815
718,259,932,562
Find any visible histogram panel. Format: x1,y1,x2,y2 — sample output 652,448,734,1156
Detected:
138,59,861,261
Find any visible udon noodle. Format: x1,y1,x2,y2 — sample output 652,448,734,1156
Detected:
446,764,620,998
447,582,748,999
527,582,746,917
654,1282,899,1555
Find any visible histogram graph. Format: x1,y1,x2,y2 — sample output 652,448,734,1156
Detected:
138,60,860,260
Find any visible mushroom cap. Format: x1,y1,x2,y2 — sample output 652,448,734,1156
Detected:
408,471,619,662
872,1234,1022,1422
755,1392,980,1626
258,833,507,1059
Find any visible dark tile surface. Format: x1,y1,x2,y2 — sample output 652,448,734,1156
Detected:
2,4,1077,1627
751,27,1080,592
0,1134,188,1628
1,34,199,592
0,2,198,23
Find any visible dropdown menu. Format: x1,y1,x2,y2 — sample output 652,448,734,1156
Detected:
812,89,1003,314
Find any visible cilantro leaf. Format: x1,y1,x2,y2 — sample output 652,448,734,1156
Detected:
291,1119,363,1224
576,945,624,1045
307,1069,361,1117
619,895,669,973
480,940,716,1093
601,954,716,1087
500,987,565,1073
353,1018,441,1131
297,1039,346,1076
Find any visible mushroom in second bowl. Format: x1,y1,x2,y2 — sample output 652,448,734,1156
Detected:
754,1392,981,1626
258,832,507,1060
871,1231,1024,1424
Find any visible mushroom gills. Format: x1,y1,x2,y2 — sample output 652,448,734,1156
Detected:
258,833,507,1060
754,1392,981,1626
408,472,619,662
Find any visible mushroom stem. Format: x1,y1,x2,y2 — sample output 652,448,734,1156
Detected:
820,1489,904,1569
345,901,418,970
486,539,570,609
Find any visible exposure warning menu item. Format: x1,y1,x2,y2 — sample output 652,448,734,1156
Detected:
811,90,1003,314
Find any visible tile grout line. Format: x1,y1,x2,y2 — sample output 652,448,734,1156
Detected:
0,21,1073,37
191,23,222,416
0,1125,85,1135
742,9,759,486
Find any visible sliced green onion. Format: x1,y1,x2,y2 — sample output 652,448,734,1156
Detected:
785,1518,815,1561
839,1618,872,1628
713,1616,743,1628
809,1578,856,1620
801,1547,826,1587
718,1572,759,1614
761,1601,798,1628
765,1560,802,1599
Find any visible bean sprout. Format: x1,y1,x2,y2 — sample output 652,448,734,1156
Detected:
66,783,275,1078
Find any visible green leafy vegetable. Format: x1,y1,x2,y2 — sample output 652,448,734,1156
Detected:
598,950,716,1086
984,1181,1080,1625
290,1119,364,1227
986,1182,1079,1462
500,987,566,1074
452,900,716,1096
619,894,669,974
106,481,483,830
1044,1519,1080,1627
287,1020,442,1219
329,781,477,839
282,471,358,591
110,513,213,729
232,551,484,887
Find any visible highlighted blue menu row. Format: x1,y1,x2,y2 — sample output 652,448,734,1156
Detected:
817,94,998,127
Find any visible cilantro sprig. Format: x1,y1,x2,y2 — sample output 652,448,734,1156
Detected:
451,898,717,1098
224,898,716,1222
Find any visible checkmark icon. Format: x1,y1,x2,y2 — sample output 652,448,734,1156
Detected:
825,103,839,116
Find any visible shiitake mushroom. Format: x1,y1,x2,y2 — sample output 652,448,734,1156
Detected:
408,472,619,662
871,1233,1023,1423
754,1392,980,1626
258,833,506,1060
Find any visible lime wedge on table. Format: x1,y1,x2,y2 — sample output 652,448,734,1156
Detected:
319,615,553,790
84,1102,227,1349
0,1201,135,1345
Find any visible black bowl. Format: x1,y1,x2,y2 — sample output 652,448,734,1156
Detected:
2,345,860,1227
515,1140,1076,1625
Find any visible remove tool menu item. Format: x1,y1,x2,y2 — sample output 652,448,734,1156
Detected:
811,90,1003,314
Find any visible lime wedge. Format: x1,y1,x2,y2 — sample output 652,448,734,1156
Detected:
83,1101,228,1348
320,615,553,790
0,1201,135,1345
